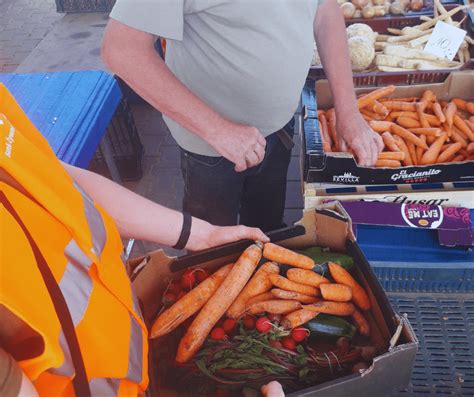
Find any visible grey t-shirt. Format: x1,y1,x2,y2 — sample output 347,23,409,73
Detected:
111,0,319,156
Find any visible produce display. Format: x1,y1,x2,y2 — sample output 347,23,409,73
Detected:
317,85,474,167
339,0,426,19
150,242,381,395
312,2,474,72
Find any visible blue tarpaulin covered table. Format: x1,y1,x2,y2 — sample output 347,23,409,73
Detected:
0,71,122,168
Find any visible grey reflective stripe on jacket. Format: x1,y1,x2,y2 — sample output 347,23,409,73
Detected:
48,185,144,389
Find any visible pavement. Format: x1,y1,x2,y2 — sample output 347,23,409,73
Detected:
0,0,304,258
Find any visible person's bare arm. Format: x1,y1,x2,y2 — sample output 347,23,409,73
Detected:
62,163,268,250
102,19,265,172
314,0,383,166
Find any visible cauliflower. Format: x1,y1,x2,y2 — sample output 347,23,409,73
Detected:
346,23,376,43
348,36,375,71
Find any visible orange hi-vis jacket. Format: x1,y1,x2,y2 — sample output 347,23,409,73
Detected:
0,84,148,395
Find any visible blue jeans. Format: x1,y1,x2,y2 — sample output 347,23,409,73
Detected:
180,120,295,232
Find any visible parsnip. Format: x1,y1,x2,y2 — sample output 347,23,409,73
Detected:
376,54,406,68
415,5,472,31
384,46,461,66
408,34,430,48
378,65,414,72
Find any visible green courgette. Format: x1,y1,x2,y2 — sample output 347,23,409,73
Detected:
297,247,354,272
307,314,357,339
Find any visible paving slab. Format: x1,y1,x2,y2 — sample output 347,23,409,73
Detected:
15,12,109,73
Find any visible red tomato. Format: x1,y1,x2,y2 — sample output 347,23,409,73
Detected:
180,269,196,290
195,268,209,283
256,317,272,333
291,328,309,342
223,319,237,333
243,315,255,330
281,336,297,350
210,327,226,341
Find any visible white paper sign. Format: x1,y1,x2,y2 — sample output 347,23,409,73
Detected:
424,21,466,61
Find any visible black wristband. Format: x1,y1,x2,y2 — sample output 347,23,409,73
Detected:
173,212,192,250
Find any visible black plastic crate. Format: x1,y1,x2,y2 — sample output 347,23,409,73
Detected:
55,0,116,13
390,293,474,396
89,97,144,181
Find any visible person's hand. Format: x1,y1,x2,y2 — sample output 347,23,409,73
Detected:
186,220,270,251
261,381,285,397
208,121,267,172
335,111,383,167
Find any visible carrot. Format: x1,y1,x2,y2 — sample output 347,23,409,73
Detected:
409,128,443,137
361,108,381,120
176,243,262,363
369,120,393,133
246,292,275,306
248,300,301,315
282,309,318,330
380,96,417,103
454,125,468,140
426,135,436,145
383,102,417,111
393,135,413,166
378,151,405,161
320,283,352,302
444,102,457,131
416,102,430,128
416,135,426,164
269,274,319,297
303,301,356,316
352,309,370,336
440,100,448,107
452,98,467,111
150,264,233,338
389,111,418,119
470,116,474,124
421,90,436,103
451,129,469,148
437,142,463,163
425,113,442,127
357,85,396,109
263,243,314,270
271,288,320,303
366,100,389,117
375,159,402,168
467,102,474,114
327,109,339,151
328,262,371,311
452,154,465,162
468,142,474,154
420,134,448,165
396,116,421,129
226,262,279,319
391,124,428,149
453,114,474,141
287,268,331,288
432,102,446,123
381,131,401,152
407,142,418,166
319,114,332,153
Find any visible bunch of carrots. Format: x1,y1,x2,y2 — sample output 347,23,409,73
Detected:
150,241,372,364
318,85,474,167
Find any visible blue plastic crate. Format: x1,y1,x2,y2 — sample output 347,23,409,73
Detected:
355,209,474,292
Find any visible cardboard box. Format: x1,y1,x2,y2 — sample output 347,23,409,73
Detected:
132,203,417,397
301,71,474,185
304,181,474,209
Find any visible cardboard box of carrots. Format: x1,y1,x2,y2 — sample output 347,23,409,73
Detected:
302,71,474,184
131,202,417,396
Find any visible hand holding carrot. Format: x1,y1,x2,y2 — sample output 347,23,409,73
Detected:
336,111,384,167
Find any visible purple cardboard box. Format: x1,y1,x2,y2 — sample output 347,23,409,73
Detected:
339,201,473,247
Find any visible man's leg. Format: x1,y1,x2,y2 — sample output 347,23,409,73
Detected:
180,149,245,226
239,121,294,232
